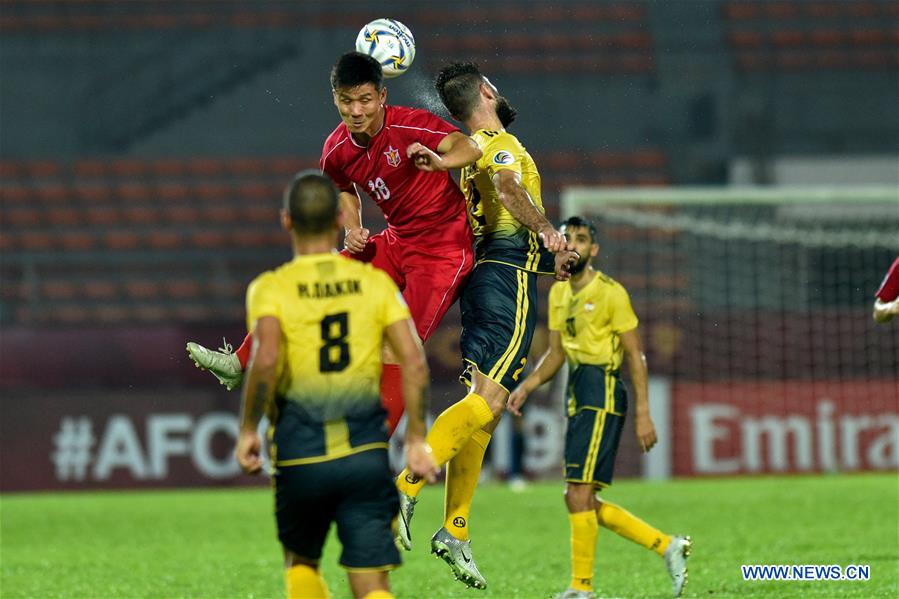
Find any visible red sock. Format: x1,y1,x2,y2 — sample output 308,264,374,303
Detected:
380,363,405,436
235,332,253,369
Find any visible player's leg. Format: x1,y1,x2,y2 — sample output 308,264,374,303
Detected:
388,240,474,435
185,334,246,390
352,232,408,435
395,262,525,504
276,462,335,599
554,376,607,599
284,552,329,599
334,449,400,599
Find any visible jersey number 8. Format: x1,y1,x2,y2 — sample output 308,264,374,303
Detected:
320,312,350,372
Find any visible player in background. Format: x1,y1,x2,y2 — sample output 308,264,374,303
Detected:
393,62,577,590
507,217,690,599
188,52,482,435
235,170,438,599
873,256,899,323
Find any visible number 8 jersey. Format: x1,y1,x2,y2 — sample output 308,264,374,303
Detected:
245,253,410,464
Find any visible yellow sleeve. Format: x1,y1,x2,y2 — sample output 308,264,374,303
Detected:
609,284,639,334
375,270,412,327
245,272,280,332
482,132,525,180
547,282,565,331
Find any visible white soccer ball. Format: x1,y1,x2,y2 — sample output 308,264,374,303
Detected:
355,18,416,79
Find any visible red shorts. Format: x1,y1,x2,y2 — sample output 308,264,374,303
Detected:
343,228,473,341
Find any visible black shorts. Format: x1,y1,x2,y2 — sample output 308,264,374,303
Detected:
459,262,537,391
274,448,400,570
564,365,627,488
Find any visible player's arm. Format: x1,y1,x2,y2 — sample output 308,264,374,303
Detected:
620,327,657,453
340,188,370,253
236,315,281,474
507,330,566,416
384,318,439,482
873,297,899,323
492,169,569,252
407,132,481,172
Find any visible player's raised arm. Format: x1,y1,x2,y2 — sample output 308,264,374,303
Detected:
620,328,657,453
408,131,481,172
339,189,370,253
237,315,281,474
384,317,439,482
507,330,566,416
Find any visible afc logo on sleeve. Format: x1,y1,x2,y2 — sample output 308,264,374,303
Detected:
492,150,514,165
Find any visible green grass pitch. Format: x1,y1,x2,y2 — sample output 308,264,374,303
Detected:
1,474,896,598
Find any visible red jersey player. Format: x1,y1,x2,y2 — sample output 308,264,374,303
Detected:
187,52,481,434
873,256,899,323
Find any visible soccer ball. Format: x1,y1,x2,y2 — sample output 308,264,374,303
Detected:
355,18,416,78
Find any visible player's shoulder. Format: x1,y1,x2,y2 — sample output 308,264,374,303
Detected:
593,270,629,296
247,268,279,296
321,123,349,156
478,130,524,162
343,256,398,289
389,104,453,129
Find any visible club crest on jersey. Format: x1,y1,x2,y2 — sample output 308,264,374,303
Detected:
492,150,514,165
384,146,401,167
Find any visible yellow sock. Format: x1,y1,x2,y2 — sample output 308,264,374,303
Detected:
397,393,494,498
285,564,329,599
569,510,598,592
361,591,394,599
443,429,491,541
596,500,671,556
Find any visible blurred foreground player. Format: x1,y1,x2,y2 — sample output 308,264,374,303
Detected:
189,52,481,435
235,170,438,599
508,217,691,599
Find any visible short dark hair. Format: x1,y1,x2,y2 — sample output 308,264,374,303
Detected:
560,216,597,243
435,62,484,120
330,51,383,91
283,170,339,234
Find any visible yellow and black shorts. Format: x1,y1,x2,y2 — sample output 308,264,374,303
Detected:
564,364,627,488
273,448,400,570
459,261,537,392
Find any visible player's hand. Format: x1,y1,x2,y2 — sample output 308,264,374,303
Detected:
407,142,446,172
554,250,579,281
405,439,439,483
634,413,657,453
538,226,567,253
236,429,263,474
344,227,370,253
506,385,531,417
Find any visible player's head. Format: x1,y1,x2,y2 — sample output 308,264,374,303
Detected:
331,52,387,135
435,62,517,127
281,170,341,236
560,216,598,275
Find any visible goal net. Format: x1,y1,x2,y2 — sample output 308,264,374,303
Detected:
561,186,899,477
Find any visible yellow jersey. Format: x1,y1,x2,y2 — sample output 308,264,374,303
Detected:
245,252,411,465
548,271,638,371
460,129,553,273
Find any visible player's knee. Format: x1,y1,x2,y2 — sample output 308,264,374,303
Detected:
564,483,595,512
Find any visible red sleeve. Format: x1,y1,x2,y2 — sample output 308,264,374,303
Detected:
875,257,899,301
393,107,460,152
320,136,353,193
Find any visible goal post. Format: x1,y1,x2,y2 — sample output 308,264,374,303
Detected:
559,185,899,477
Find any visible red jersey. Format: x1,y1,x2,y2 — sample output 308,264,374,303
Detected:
320,105,471,243
875,257,899,302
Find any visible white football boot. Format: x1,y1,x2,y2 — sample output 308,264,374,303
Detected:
186,339,243,391
664,535,692,597
430,527,487,590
